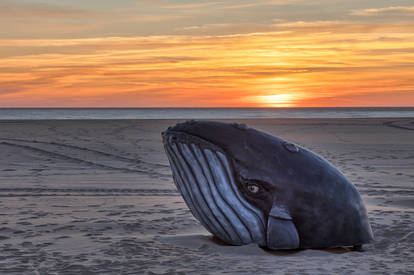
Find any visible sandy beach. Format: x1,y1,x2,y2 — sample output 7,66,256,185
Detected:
0,118,413,274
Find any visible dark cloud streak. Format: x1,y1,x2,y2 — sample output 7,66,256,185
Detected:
0,1,91,18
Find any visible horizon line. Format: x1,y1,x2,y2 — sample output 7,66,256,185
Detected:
0,106,414,109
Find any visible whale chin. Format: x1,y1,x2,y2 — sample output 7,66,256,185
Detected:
163,136,266,246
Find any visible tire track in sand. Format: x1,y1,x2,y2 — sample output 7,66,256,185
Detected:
0,139,169,177
0,187,178,197
383,120,414,131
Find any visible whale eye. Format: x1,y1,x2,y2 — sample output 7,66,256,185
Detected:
247,184,260,194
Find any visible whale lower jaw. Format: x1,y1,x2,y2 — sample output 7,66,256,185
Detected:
164,140,266,246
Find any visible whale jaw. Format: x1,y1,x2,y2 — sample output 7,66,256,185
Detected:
163,133,266,246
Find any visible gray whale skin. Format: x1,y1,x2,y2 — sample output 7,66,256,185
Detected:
162,120,374,250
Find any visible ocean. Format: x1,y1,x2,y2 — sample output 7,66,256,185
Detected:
0,107,413,120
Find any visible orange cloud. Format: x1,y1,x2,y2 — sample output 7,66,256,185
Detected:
0,22,413,107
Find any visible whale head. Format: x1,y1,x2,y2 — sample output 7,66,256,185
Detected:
162,120,373,249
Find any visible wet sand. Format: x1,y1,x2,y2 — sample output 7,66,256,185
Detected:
0,118,413,274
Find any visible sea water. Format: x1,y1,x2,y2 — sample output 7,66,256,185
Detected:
0,107,413,120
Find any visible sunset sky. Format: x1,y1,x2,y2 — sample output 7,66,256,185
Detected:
1,0,413,107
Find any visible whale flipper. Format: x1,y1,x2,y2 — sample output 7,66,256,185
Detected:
267,217,299,249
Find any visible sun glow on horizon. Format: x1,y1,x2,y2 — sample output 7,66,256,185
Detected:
247,94,297,107
0,1,413,107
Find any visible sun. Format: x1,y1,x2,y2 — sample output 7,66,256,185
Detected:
254,94,297,107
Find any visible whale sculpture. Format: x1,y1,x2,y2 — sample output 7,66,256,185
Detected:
162,120,373,250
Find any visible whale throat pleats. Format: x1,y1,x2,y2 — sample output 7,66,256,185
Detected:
164,142,266,246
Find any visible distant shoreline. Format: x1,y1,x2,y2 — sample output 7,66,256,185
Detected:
1,117,414,121
0,107,413,109
1,107,414,120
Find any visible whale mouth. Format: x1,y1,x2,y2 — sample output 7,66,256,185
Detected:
162,130,266,246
